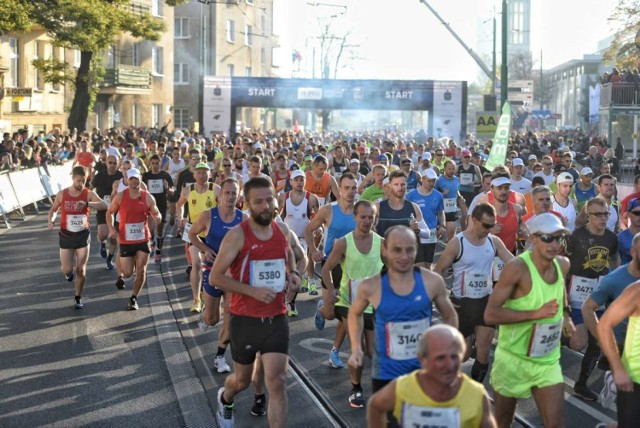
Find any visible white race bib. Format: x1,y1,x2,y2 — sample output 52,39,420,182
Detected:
401,404,460,428
125,222,145,241
250,258,286,292
460,172,473,186
569,275,599,308
528,321,562,357
103,195,111,206
461,272,491,298
182,222,193,243
349,279,363,303
66,214,87,232
443,198,457,213
148,179,164,194
492,257,505,282
385,318,431,360
420,228,437,244
317,196,326,206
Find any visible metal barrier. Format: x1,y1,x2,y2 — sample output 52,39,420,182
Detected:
0,162,73,228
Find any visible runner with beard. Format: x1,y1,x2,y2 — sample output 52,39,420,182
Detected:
142,154,174,264
90,154,122,267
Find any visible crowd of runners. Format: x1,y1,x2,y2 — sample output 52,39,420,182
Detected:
35,126,640,428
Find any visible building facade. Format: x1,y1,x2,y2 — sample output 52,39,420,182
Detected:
173,0,279,134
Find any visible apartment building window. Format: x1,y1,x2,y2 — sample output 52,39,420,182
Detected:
152,47,163,75
174,108,190,129
74,49,81,68
34,41,44,91
175,17,189,39
261,15,267,34
51,44,61,92
152,104,162,127
8,38,18,87
227,64,234,76
152,0,163,17
174,63,189,84
245,25,253,46
106,45,116,68
132,104,140,127
132,43,140,66
261,47,266,65
245,66,251,77
227,20,236,43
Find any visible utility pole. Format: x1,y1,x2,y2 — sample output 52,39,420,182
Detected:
501,0,508,109
492,9,497,97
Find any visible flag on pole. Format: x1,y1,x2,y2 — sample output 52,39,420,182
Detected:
485,102,512,172
292,50,302,62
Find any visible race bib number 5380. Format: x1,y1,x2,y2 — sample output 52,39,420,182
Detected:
250,258,286,292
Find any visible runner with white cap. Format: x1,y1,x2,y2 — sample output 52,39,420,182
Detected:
510,158,532,194
551,172,578,232
524,154,538,180
572,167,597,212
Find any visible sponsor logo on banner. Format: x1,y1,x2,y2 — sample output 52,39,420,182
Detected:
203,76,232,134
485,102,512,172
248,87,276,96
298,87,322,100
476,112,499,137
432,81,463,140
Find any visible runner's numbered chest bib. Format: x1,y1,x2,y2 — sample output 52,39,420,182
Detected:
182,222,193,243
492,257,505,282
443,198,457,213
348,279,363,304
148,179,164,194
401,404,460,428
385,318,431,360
250,258,286,292
528,321,562,357
66,214,87,232
462,272,491,298
460,172,474,186
569,275,599,308
125,222,145,241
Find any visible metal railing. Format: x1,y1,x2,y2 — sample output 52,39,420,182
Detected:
101,65,152,88
600,82,640,107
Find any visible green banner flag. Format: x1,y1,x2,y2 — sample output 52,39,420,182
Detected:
485,102,512,172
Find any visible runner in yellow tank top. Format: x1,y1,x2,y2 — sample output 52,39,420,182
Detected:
485,213,575,428
598,282,640,428
367,324,496,428
176,162,220,312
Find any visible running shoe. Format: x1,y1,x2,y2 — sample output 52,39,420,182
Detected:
106,257,115,270
197,314,210,332
154,252,162,265
190,301,201,313
115,276,125,290
74,297,84,309
128,296,139,311
64,272,74,282
213,355,231,373
572,382,597,401
328,348,345,369
250,395,267,417
348,389,365,408
185,265,192,277
99,242,107,259
308,279,319,296
216,387,235,428
287,302,299,317
300,276,309,293
314,300,325,330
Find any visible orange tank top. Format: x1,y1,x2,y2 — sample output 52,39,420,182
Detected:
304,171,331,200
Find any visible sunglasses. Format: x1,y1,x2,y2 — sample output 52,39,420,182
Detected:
588,211,610,218
630,210,640,216
537,234,566,244
223,164,231,167
435,153,443,156
481,222,496,229
190,157,199,160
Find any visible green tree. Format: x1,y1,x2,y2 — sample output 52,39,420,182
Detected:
604,0,640,69
1,0,187,131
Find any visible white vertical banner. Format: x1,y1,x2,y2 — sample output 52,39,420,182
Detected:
432,81,463,141
203,76,232,134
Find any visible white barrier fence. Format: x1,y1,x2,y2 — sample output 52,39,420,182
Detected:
0,162,73,228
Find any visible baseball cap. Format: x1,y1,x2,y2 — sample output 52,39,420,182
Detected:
556,172,573,184
253,142,263,149
304,145,313,152
462,149,471,157
491,177,511,187
526,213,570,235
528,154,537,161
180,142,189,149
350,158,360,164
580,167,594,176
304,155,313,161
421,152,432,161
291,169,305,180
512,158,524,167
378,154,388,162
195,162,210,170
627,197,640,212
423,168,437,180
127,168,141,180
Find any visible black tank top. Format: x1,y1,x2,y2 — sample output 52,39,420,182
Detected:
376,199,415,236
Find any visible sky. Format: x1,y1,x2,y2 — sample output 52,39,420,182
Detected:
274,0,620,85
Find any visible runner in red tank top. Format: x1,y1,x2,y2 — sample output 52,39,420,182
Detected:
210,176,305,427
48,166,107,309
107,167,161,310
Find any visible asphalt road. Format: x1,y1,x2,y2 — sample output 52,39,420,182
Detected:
0,212,621,427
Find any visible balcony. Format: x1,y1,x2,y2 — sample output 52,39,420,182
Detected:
600,83,640,108
99,65,152,95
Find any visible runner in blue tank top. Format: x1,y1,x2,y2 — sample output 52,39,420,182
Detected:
347,225,458,396
188,178,246,374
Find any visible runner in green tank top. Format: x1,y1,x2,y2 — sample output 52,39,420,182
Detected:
485,213,575,428
321,200,384,408
598,282,640,427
